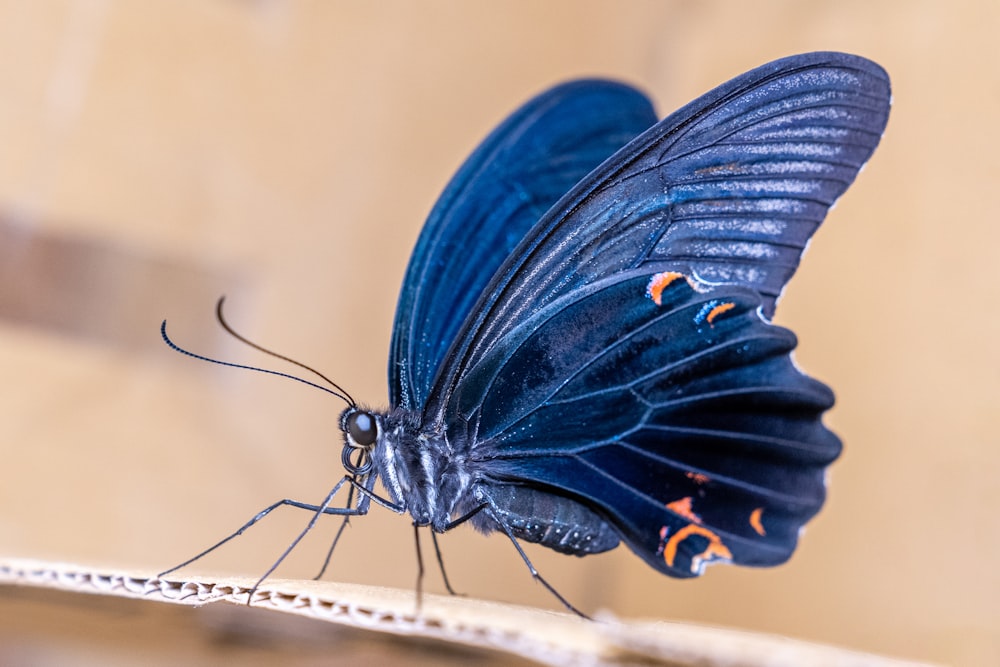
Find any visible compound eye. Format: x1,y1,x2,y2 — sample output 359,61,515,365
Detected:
346,411,377,446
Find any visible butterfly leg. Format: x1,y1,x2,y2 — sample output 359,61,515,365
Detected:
159,475,390,594
477,493,589,619
423,502,489,597
312,483,357,581
241,474,394,602
429,530,462,596
246,473,408,601
258,474,408,600
412,526,465,609
158,479,354,577
412,523,426,611
312,475,413,582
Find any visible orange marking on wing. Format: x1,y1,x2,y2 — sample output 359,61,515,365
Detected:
706,301,736,325
750,507,766,536
686,471,710,485
666,497,701,523
662,524,733,572
646,272,685,305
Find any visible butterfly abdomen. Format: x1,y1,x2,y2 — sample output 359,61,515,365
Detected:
474,483,620,555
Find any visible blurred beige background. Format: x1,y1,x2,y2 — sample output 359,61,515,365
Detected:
0,1,996,665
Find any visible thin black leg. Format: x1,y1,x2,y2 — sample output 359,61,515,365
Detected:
430,530,462,596
246,477,361,602
160,472,409,583
413,523,424,613
313,483,357,580
480,494,589,619
443,502,487,530
158,475,362,579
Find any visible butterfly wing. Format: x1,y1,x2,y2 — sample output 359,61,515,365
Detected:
458,272,840,575
434,52,890,574
389,81,657,410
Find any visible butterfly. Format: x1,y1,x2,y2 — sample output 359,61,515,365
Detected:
162,51,891,614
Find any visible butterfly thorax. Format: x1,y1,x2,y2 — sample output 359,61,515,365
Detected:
340,406,622,556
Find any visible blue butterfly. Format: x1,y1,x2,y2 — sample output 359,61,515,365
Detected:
163,51,890,614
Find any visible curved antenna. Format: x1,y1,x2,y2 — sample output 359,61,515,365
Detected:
214,297,358,406
161,320,355,406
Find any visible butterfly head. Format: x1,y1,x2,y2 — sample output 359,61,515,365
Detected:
338,405,465,529
339,407,379,476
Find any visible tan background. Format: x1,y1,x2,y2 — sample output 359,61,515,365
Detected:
0,1,996,665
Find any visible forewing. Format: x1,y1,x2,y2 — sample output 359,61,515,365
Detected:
389,81,657,409
455,272,841,575
426,52,890,418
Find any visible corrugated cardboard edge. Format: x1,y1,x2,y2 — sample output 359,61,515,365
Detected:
0,558,934,667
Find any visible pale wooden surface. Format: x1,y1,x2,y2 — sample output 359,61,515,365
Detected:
0,3,997,666
0,558,935,666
